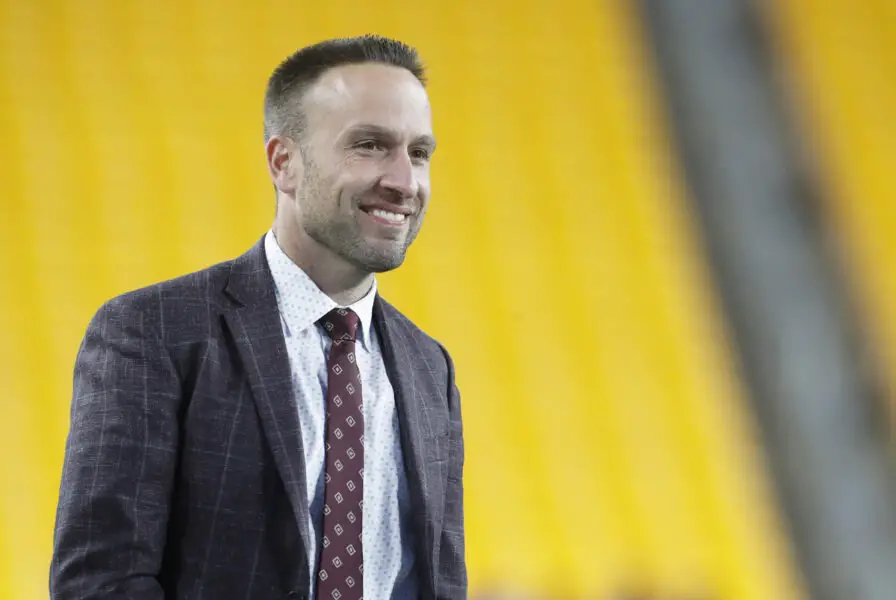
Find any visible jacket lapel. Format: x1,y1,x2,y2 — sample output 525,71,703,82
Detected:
374,298,447,599
220,236,312,580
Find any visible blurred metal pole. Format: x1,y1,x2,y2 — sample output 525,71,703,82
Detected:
638,1,896,599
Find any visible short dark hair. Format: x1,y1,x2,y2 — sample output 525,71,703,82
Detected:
263,34,426,144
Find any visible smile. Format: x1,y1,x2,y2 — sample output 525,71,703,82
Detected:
360,207,409,226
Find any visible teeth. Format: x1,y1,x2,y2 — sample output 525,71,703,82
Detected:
369,209,407,223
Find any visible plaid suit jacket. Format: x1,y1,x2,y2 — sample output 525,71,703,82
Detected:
49,236,467,600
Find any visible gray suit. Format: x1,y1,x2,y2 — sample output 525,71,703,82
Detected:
49,236,467,600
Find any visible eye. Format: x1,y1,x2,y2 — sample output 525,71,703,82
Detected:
356,139,386,152
410,148,431,162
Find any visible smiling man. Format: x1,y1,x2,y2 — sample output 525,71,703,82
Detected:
50,35,466,600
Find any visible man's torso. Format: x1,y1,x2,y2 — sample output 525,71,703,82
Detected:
50,236,463,600
265,230,419,599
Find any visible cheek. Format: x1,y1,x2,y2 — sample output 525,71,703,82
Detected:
333,173,376,206
415,168,431,194
340,163,383,191
418,190,431,210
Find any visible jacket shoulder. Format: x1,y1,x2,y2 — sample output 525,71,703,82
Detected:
376,297,453,363
86,257,237,342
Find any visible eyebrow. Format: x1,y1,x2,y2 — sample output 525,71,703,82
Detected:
347,123,437,150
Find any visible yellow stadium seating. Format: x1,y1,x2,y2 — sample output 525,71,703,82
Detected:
0,0,808,598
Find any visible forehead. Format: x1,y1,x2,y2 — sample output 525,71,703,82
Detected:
302,63,432,138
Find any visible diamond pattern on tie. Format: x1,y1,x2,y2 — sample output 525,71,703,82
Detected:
317,308,364,600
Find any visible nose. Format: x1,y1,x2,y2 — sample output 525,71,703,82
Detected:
378,150,418,200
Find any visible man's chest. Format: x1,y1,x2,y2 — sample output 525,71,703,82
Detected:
281,326,414,581
283,327,396,431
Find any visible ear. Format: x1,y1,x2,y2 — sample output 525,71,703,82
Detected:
266,135,301,196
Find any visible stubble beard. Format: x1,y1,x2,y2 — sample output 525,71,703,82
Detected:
298,161,418,274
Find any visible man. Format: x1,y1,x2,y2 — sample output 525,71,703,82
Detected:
50,35,466,600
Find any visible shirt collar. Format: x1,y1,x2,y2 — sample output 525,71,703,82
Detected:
264,229,377,347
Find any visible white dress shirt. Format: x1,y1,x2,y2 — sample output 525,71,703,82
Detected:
264,230,418,600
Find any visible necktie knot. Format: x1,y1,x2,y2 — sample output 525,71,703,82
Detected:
320,308,360,343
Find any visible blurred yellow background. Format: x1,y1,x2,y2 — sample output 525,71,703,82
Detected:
765,0,896,432
8,0,892,598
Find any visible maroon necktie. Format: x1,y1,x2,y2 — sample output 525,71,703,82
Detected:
316,308,364,600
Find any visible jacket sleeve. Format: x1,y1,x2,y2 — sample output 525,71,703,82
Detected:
437,344,468,599
50,295,181,599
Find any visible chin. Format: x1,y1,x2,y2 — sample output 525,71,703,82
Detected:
347,240,410,273
351,250,406,273
366,256,406,273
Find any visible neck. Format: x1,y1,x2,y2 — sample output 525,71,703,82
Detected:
272,220,375,307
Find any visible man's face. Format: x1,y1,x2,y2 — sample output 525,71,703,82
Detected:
289,63,435,273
